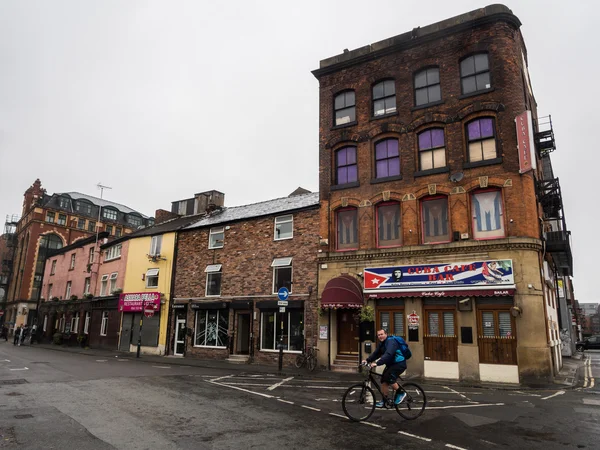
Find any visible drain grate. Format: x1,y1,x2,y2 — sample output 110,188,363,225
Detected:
0,379,28,386
14,414,34,419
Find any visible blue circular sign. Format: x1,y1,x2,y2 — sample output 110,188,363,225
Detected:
277,287,289,301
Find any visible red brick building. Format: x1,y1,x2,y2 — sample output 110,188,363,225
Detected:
2,179,152,331
171,190,319,366
312,5,573,384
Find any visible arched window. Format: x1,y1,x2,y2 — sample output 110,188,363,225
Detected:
418,129,446,170
466,118,497,162
334,90,356,126
374,139,400,179
421,196,450,244
460,53,491,94
336,207,358,250
471,189,505,239
414,68,441,106
376,202,401,248
373,80,396,116
335,146,358,185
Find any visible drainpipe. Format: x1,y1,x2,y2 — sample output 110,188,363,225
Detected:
165,232,179,356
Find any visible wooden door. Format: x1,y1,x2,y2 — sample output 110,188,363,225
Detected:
338,309,359,354
424,309,458,361
478,307,517,365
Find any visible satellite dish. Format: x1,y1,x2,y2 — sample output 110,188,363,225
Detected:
449,172,464,183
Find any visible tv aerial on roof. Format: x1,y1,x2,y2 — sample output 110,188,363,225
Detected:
449,172,464,183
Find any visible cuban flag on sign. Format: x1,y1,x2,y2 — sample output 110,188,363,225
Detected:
364,270,389,288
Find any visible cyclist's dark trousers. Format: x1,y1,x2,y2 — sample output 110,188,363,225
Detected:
382,362,407,385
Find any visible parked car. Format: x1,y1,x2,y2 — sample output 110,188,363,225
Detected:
576,335,600,351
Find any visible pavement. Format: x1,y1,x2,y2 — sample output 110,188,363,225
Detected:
27,342,587,390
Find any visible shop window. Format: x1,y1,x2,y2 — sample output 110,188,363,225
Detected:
336,208,358,250
84,312,90,334
377,202,401,248
100,311,109,336
71,313,79,334
421,197,450,244
261,310,304,351
194,309,229,347
471,190,505,239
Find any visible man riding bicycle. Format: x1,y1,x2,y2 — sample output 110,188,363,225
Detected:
362,328,407,407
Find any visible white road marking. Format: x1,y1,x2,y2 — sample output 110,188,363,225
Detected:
361,421,385,429
398,431,432,442
445,444,467,450
218,383,273,387
301,405,321,412
509,392,541,397
277,399,294,405
267,376,294,391
210,375,234,382
426,402,504,410
1,359,11,362
207,380,274,399
443,385,470,401
328,412,349,420
96,360,107,362
9,367,28,371
152,366,171,369
541,390,565,400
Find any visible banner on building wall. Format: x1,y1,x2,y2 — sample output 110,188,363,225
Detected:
363,260,514,294
516,110,537,174
119,292,161,312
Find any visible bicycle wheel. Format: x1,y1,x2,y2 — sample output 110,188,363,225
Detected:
342,384,376,422
307,354,317,372
396,382,426,420
294,354,305,368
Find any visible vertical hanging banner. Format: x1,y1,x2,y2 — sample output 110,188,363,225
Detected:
516,110,537,174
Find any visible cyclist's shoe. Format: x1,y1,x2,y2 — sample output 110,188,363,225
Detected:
395,392,406,405
375,400,386,408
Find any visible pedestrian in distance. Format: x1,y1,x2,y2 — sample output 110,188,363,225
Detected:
13,325,21,346
1,325,8,341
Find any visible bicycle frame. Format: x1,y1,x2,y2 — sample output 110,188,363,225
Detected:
362,366,405,405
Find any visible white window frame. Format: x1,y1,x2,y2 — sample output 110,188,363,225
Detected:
150,235,162,256
43,314,48,332
100,311,109,336
105,244,122,261
146,268,159,288
89,247,95,264
109,272,118,294
71,313,79,334
260,310,303,353
205,264,223,297
193,309,228,348
84,277,91,295
50,260,57,275
271,258,293,294
47,284,53,300
65,281,72,299
100,274,109,296
208,227,224,249
70,253,76,269
274,215,293,241
84,312,90,334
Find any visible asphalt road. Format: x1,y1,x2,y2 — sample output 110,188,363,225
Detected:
0,342,599,449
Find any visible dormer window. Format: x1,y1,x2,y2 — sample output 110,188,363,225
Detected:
59,197,71,209
75,201,92,215
103,208,118,221
127,214,142,227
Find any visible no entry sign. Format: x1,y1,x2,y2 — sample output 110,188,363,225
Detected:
144,304,158,318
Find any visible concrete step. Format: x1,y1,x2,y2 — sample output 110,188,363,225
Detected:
226,355,249,364
331,363,359,373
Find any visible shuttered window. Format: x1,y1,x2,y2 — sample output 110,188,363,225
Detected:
498,312,512,337
478,308,517,365
424,309,457,361
428,313,439,336
377,309,405,337
482,311,495,337
393,312,404,336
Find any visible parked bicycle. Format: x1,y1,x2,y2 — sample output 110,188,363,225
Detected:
342,362,426,421
295,346,319,371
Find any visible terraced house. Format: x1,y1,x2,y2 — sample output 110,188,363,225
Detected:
312,5,573,384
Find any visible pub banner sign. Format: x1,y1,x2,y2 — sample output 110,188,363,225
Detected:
364,260,514,291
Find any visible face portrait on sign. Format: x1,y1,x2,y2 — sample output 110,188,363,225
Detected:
391,268,403,282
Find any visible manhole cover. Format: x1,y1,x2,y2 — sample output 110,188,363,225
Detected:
14,414,34,419
0,379,28,386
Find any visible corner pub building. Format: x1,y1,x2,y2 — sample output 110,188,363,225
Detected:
313,5,573,384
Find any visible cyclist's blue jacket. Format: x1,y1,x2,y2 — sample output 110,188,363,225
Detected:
366,337,404,366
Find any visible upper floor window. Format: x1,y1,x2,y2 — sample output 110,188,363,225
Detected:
466,118,496,162
46,212,55,223
150,235,162,256
373,80,396,116
100,274,109,296
471,190,505,239
146,268,159,288
374,139,400,179
205,264,222,297
88,247,94,264
109,272,118,294
335,146,357,185
274,215,293,240
127,214,142,227
59,197,71,209
377,203,401,248
88,221,96,232
105,243,122,261
177,201,187,215
50,260,57,275
75,201,92,215
106,225,113,235
209,227,224,249
77,218,86,230
102,208,118,221
418,129,446,170
334,91,356,126
460,53,490,95
57,214,67,226
70,254,76,269
115,228,122,238
272,257,292,294
65,281,72,299
336,208,358,250
414,68,441,106
421,197,450,244
84,277,91,295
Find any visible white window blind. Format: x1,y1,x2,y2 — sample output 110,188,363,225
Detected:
393,312,404,336
442,312,455,337
482,312,495,337
498,312,512,337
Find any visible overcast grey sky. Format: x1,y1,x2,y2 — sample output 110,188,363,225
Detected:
0,1,596,302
